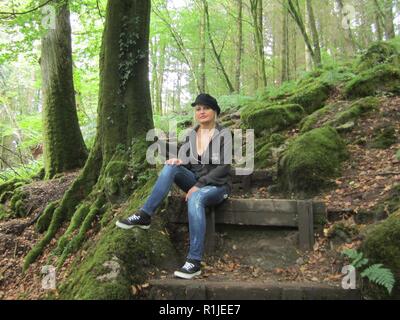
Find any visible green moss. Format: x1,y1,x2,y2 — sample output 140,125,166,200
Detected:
241,104,305,137
277,126,349,197
345,64,400,99
269,133,286,147
0,178,29,204
254,134,286,169
57,195,106,268
36,200,60,233
0,203,11,220
9,188,29,218
327,97,380,128
299,103,336,133
356,41,400,73
369,125,397,149
286,80,332,114
58,174,177,300
361,210,400,299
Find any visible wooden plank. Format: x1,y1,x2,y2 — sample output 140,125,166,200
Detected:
214,209,297,227
217,199,299,214
297,200,314,251
168,199,299,227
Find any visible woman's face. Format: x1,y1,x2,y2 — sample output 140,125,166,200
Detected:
195,104,215,124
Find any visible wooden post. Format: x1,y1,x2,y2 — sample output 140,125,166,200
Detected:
204,206,216,255
297,200,314,251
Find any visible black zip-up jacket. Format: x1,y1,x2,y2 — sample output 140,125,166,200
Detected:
163,122,233,195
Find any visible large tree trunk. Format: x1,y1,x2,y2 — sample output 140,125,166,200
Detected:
24,0,176,299
41,0,88,180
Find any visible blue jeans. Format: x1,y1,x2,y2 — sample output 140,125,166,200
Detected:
140,164,229,261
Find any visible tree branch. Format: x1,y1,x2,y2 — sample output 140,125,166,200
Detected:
0,0,55,19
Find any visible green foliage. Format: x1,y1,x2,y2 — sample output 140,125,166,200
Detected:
342,248,395,295
0,160,42,183
217,94,256,113
361,264,395,295
342,248,369,269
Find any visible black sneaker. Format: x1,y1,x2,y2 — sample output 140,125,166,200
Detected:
116,210,151,230
174,259,202,279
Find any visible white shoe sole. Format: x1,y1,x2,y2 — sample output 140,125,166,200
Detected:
115,221,150,230
174,270,202,279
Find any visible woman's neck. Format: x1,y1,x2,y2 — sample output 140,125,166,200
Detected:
199,121,216,130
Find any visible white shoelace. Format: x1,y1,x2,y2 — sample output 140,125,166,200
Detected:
183,262,195,270
128,215,140,222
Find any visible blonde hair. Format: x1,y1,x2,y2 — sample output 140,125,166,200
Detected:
193,109,218,126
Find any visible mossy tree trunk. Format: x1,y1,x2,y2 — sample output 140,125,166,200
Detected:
41,0,88,180
23,2,176,298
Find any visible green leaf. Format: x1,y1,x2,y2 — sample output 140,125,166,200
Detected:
361,264,395,295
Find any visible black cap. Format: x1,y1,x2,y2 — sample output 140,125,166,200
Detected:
191,93,221,116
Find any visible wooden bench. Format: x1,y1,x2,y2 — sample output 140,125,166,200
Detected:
167,196,326,253
166,168,326,253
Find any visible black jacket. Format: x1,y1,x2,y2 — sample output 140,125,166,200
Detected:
164,122,233,195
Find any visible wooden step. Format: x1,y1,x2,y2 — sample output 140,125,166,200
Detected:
168,197,326,228
147,279,361,300
166,197,326,251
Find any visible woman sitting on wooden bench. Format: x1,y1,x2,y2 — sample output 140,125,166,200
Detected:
116,93,232,280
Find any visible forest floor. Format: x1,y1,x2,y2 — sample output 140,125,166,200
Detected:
0,96,399,299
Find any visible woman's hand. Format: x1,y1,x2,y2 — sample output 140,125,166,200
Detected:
165,158,183,166
185,186,199,202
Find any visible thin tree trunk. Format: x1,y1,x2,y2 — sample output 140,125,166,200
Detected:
250,0,267,88
203,0,235,93
199,0,206,92
305,0,321,67
235,0,243,93
40,0,87,179
281,0,289,82
336,0,356,56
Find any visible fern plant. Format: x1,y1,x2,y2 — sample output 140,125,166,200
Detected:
342,248,395,295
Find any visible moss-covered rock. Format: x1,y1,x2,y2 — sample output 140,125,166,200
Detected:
299,103,333,133
277,126,349,197
286,80,332,114
328,97,380,128
361,209,400,299
254,134,287,169
356,41,400,73
345,64,400,99
369,125,397,149
241,104,305,137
